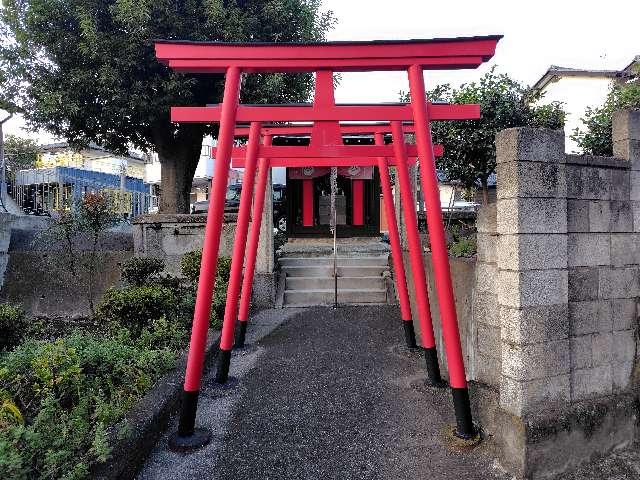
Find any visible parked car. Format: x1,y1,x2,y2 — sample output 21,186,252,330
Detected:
191,183,288,232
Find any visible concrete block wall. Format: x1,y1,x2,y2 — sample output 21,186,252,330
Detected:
132,214,239,276
565,155,638,401
473,110,640,478
0,213,15,287
494,127,571,417
474,204,500,387
132,193,276,308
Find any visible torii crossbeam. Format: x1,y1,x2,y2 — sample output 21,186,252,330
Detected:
156,35,501,451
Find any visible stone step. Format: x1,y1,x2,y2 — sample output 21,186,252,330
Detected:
279,240,391,258
279,256,389,267
283,288,387,306
282,265,388,277
285,275,386,290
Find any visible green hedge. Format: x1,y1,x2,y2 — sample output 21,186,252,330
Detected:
0,319,187,479
120,257,165,286
96,285,176,336
180,251,231,285
0,304,28,352
0,251,234,478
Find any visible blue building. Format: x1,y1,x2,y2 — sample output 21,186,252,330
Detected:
13,166,151,217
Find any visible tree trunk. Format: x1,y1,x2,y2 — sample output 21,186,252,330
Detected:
154,126,205,214
481,177,489,205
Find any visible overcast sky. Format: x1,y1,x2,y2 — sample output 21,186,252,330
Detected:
325,0,639,103
4,0,639,142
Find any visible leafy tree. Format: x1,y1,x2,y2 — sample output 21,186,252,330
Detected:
402,68,565,203
3,134,39,172
41,192,120,315
0,0,334,213
572,67,640,155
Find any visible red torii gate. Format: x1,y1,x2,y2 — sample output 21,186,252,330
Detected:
225,122,444,353
155,35,501,450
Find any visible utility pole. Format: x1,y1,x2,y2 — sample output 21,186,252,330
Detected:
0,112,14,213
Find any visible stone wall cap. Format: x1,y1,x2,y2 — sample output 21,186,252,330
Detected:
565,154,629,169
131,213,238,224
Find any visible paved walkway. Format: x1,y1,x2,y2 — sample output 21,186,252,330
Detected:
139,306,640,480
140,306,511,479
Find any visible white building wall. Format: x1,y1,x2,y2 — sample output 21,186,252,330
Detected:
143,135,240,187
536,76,614,153
439,184,456,208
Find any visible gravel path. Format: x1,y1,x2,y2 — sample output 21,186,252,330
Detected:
139,306,509,479
139,305,640,479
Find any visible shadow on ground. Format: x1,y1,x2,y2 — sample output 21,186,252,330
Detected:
139,306,640,480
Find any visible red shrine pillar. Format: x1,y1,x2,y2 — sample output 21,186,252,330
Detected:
171,67,242,450
236,135,272,348
302,179,314,226
375,133,416,348
352,179,364,226
216,121,262,384
408,65,475,439
391,121,443,386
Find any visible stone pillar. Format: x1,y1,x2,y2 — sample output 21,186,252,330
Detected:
495,128,570,417
613,109,640,168
0,212,14,287
473,204,499,386
394,165,418,250
615,110,640,234
256,170,274,274
478,119,640,479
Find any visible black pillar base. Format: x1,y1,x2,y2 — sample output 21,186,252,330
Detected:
168,428,211,452
451,387,476,439
215,349,232,384
169,390,211,452
234,321,248,349
423,347,447,387
403,320,417,349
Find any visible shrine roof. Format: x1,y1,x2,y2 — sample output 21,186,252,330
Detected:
155,35,502,73
154,35,503,47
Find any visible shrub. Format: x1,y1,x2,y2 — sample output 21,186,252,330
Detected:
0,332,178,479
135,316,190,352
176,290,223,331
180,250,201,284
180,250,231,284
212,280,228,323
0,390,23,429
96,285,176,335
120,257,165,286
216,256,232,283
448,236,477,258
0,339,83,418
0,304,28,352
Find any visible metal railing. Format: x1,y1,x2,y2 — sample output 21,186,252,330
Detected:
330,166,338,308
6,169,154,217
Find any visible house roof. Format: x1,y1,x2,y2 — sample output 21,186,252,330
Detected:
532,55,640,92
622,56,640,73
531,65,621,92
39,142,144,161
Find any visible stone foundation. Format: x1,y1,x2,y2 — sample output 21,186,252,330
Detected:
132,191,276,309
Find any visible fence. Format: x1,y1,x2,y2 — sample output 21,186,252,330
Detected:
8,166,153,217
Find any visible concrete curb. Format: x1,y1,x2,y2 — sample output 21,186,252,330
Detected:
92,331,221,480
